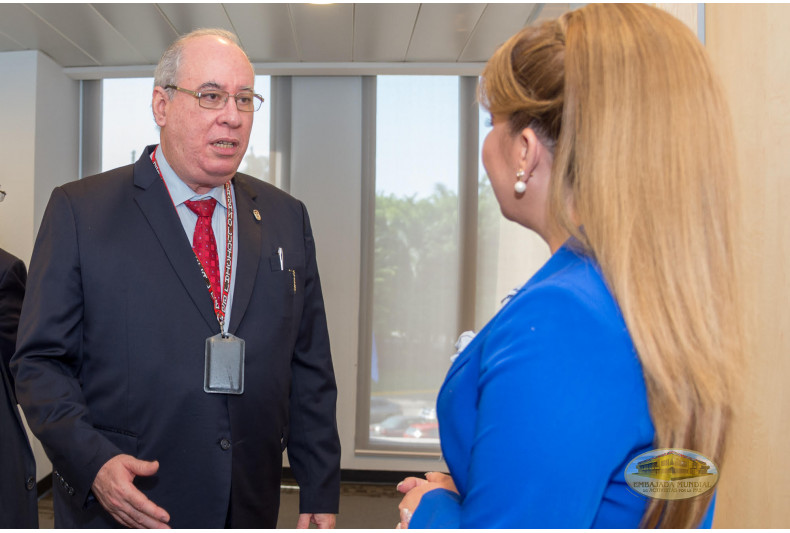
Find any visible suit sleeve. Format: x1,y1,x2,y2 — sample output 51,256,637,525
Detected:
286,202,341,514
410,285,652,528
11,187,122,506
0,254,26,394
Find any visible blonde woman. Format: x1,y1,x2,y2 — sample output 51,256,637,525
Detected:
396,3,742,528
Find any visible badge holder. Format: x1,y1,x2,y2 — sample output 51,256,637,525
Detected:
204,333,245,395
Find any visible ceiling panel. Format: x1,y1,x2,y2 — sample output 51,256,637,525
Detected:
0,4,97,67
224,3,299,63
406,3,486,62
533,3,571,25
290,3,354,62
91,3,179,65
0,3,573,71
157,3,234,36
459,3,540,62
353,4,419,62
27,3,147,66
0,30,23,53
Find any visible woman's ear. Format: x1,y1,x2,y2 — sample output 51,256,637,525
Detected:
519,127,544,175
152,87,169,128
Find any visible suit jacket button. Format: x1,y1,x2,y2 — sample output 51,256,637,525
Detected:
26,477,36,491
220,438,231,450
68,487,75,496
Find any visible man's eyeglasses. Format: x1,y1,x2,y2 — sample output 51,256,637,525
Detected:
165,85,264,112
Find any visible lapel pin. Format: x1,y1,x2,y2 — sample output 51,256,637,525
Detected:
253,209,261,221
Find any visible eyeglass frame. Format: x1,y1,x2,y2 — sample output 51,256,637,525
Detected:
164,84,264,112
0,189,6,202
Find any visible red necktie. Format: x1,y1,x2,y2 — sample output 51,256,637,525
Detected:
185,198,221,303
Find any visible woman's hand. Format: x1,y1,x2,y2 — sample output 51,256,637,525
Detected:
395,472,458,528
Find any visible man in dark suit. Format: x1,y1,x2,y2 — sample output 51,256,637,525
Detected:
0,247,38,528
12,29,340,529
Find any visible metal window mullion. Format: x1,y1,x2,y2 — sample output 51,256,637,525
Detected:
269,76,292,191
457,76,479,333
80,80,103,178
355,75,377,453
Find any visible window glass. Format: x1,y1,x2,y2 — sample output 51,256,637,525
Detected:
101,76,271,182
368,76,460,450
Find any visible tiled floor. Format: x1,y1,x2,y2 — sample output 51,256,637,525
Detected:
38,482,402,529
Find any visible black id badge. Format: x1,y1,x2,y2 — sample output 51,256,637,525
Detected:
204,333,245,395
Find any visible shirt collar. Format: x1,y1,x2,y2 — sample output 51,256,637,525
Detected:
153,145,228,208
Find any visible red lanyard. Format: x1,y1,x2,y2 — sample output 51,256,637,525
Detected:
152,146,234,334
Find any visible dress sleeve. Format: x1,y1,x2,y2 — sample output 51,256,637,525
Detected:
411,284,652,528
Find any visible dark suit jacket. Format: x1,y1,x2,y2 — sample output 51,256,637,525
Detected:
0,248,38,528
11,145,340,528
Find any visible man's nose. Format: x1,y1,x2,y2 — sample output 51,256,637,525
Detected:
218,97,244,127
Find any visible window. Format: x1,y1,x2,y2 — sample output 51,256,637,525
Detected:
359,76,550,455
367,76,459,451
101,76,271,182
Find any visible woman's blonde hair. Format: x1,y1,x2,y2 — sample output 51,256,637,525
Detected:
480,4,743,528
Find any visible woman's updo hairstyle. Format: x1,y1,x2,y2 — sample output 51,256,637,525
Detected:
478,18,567,148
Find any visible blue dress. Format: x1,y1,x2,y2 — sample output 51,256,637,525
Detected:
410,242,712,528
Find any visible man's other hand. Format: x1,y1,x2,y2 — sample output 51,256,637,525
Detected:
91,454,171,529
296,512,336,529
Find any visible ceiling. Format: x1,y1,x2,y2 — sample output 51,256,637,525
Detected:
0,3,569,77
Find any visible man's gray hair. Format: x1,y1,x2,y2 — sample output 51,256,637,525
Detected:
154,28,251,98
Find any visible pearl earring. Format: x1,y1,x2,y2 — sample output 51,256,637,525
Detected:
515,170,528,194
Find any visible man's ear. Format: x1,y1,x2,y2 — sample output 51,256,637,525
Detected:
152,87,169,128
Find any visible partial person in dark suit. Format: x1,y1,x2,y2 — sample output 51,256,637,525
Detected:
0,246,38,528
12,29,340,529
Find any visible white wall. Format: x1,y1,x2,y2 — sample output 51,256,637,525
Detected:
0,51,79,264
33,52,80,232
0,51,38,263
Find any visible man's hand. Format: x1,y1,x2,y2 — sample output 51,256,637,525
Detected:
296,512,336,529
91,454,170,529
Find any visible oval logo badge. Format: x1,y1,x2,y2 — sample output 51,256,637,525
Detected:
624,448,718,500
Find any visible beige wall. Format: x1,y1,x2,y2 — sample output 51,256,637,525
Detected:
707,4,790,528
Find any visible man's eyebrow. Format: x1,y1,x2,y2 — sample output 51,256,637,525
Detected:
197,81,222,91
197,81,255,92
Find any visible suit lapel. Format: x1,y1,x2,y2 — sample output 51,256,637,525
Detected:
132,147,220,334
228,175,262,334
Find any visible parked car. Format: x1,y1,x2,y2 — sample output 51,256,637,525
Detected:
403,421,439,439
369,397,403,424
370,415,425,437
419,407,437,420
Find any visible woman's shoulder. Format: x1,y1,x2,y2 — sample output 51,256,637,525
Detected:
508,245,622,327
482,244,637,374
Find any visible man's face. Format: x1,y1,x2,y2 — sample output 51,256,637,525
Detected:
153,35,254,193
